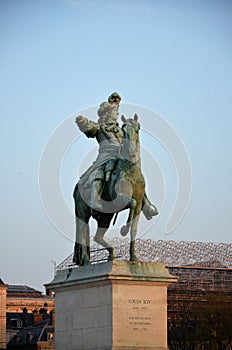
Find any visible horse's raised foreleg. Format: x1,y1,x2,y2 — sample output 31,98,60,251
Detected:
120,198,137,236
129,204,142,261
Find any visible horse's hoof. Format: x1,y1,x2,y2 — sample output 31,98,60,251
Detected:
108,254,115,261
121,225,129,236
108,248,115,261
93,235,104,246
130,255,138,262
143,205,159,220
82,258,91,266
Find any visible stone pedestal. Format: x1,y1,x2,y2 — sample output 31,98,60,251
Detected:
45,260,177,350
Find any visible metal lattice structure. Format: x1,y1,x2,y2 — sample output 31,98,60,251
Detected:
56,238,232,273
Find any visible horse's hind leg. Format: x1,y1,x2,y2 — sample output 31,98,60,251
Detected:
74,217,91,266
94,228,115,261
73,184,91,266
94,214,115,261
129,205,142,262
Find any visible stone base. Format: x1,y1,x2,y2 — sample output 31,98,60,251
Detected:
45,260,177,350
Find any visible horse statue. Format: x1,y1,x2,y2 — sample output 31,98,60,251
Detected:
73,114,145,266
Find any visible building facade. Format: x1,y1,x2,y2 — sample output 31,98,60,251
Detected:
0,279,7,350
167,264,232,350
0,281,54,349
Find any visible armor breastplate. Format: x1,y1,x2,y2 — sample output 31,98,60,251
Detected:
97,123,123,145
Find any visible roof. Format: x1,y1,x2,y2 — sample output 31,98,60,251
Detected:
7,285,42,293
0,278,6,285
7,285,52,299
7,319,54,347
7,285,43,299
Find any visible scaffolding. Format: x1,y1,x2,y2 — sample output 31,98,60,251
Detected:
55,237,232,272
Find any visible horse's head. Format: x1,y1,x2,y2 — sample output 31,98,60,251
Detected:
121,114,141,164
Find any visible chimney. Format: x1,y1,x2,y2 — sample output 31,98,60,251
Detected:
49,310,55,326
22,307,28,327
33,310,43,324
46,288,53,297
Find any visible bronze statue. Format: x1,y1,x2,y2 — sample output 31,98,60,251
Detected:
73,93,158,265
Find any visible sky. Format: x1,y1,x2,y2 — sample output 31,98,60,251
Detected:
0,0,231,291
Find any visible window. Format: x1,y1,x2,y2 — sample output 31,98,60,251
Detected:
11,318,23,328
17,319,23,328
47,332,54,341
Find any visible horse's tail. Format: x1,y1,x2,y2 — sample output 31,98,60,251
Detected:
73,183,91,266
73,183,91,216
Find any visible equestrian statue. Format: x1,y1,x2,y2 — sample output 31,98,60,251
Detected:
73,92,158,266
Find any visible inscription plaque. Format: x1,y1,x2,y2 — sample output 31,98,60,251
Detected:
128,299,152,331
112,282,168,348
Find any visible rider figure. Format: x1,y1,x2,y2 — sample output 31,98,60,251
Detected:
76,92,158,219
